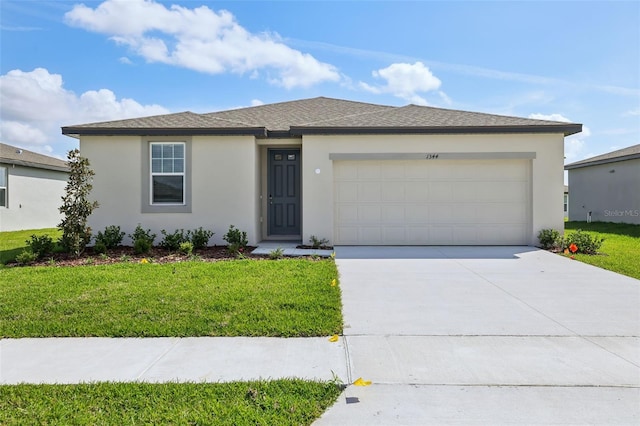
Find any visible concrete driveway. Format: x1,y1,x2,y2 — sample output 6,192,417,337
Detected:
317,246,640,425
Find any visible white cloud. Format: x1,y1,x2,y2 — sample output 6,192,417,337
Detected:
250,99,264,107
360,61,441,105
0,67,169,154
64,0,340,89
624,108,640,116
529,113,592,163
119,56,133,65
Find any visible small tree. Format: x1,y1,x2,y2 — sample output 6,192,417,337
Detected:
58,149,99,256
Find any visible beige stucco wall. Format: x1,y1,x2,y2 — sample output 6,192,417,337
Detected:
302,133,565,245
81,135,259,245
0,164,68,231
81,132,564,247
568,159,639,224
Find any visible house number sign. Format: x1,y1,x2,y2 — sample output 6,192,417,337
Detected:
425,153,440,159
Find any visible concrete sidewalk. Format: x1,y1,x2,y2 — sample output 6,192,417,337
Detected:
0,337,347,384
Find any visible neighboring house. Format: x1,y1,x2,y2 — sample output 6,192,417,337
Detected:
564,185,569,219
565,144,640,224
0,143,69,232
62,97,581,246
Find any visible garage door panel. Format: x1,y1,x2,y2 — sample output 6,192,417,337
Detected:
406,226,430,242
359,205,382,223
429,205,454,222
358,182,381,202
429,182,454,201
381,205,405,224
381,163,406,179
405,182,429,202
430,226,454,244
357,163,382,179
336,205,358,223
381,182,405,201
405,163,430,179
453,226,479,244
451,181,479,201
451,204,477,222
334,160,530,245
360,227,382,244
336,182,358,202
383,227,406,244
405,205,429,223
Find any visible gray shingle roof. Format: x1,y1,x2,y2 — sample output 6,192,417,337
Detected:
62,97,582,137
0,143,69,172
565,144,640,170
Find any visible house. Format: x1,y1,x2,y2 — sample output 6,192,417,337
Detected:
62,97,581,246
0,143,69,232
565,144,640,224
564,185,569,219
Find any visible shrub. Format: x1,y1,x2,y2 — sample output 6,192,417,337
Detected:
26,234,54,259
95,225,125,249
269,248,285,260
190,227,214,250
179,241,194,256
94,242,107,255
133,239,152,255
58,149,99,256
16,250,38,266
160,229,188,251
537,229,562,250
223,225,248,251
309,235,329,249
129,225,156,255
565,230,604,255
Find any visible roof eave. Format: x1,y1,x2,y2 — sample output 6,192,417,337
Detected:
290,124,582,136
61,127,268,137
0,158,69,173
565,153,640,170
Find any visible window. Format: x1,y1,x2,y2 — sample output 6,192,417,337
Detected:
0,166,6,207
151,143,185,205
564,194,568,212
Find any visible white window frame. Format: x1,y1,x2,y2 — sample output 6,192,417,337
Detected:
150,142,186,206
0,166,7,208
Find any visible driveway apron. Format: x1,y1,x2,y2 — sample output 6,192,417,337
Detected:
316,246,640,425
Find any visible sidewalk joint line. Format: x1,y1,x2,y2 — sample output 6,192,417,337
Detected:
136,337,181,380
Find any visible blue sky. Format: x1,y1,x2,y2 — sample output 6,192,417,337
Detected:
1,0,639,168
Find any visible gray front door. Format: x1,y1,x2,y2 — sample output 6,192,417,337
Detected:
268,148,301,236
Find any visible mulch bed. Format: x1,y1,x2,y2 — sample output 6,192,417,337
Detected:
13,246,267,268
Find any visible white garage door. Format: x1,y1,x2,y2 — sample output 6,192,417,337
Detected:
333,159,531,245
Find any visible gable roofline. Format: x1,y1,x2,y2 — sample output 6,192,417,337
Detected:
61,97,582,138
61,127,268,138
564,143,640,170
290,124,581,136
0,142,69,172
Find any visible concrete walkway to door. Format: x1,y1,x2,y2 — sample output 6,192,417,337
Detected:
316,246,640,425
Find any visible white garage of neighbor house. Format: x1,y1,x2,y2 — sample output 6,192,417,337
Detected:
0,143,69,232
565,144,640,224
62,97,581,246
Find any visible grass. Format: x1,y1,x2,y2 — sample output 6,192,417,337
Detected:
564,221,640,280
0,380,343,425
0,259,342,337
0,228,61,265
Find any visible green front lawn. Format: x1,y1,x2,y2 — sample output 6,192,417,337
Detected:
0,259,342,337
564,221,640,280
0,228,61,264
0,380,342,425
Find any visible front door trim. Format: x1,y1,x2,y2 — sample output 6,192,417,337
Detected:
267,148,301,238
